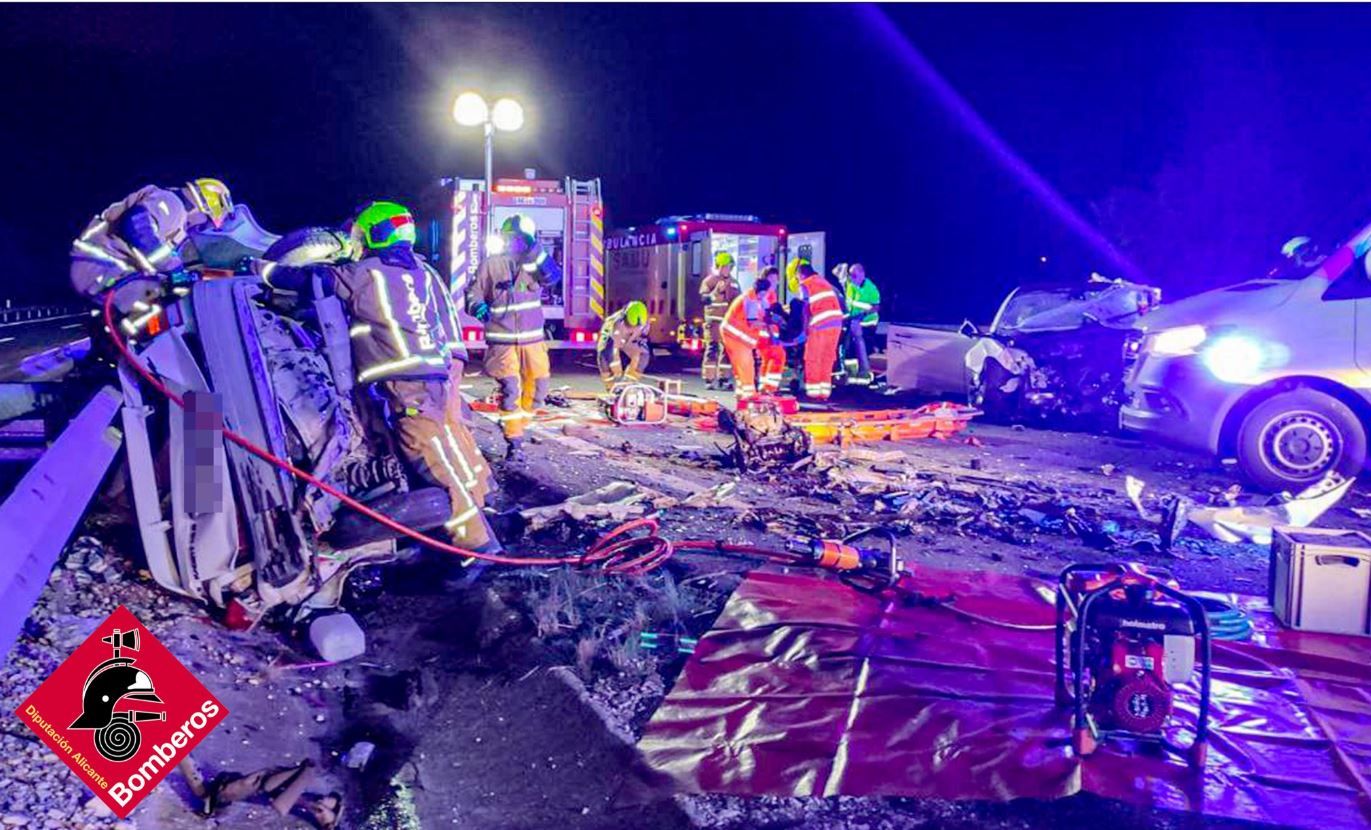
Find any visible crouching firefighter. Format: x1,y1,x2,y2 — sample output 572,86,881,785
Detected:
468,214,563,460
263,201,499,553
597,301,651,388
720,266,786,403
70,178,233,334
793,262,845,400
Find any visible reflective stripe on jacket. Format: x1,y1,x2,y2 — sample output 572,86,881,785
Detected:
597,309,649,351
720,290,774,348
70,186,191,292
699,269,741,322
846,278,881,326
336,254,461,383
469,253,550,344
800,274,844,331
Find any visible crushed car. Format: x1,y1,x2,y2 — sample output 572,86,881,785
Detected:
885,275,1160,428
105,210,455,622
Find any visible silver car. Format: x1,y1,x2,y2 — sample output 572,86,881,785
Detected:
1122,224,1371,491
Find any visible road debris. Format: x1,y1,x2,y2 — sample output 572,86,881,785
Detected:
1126,473,1353,544
716,401,812,471
342,741,376,770
519,480,671,533
308,612,366,663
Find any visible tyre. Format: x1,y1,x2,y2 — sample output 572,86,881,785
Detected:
264,227,353,267
325,487,455,549
1236,388,1366,492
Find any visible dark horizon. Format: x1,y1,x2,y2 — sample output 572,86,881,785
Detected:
5,3,1371,321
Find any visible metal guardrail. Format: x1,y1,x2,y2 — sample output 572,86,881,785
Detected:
0,386,123,661
0,304,84,326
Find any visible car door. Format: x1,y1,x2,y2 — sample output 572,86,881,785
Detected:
885,324,974,394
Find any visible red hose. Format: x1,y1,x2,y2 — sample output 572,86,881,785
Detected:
103,292,791,573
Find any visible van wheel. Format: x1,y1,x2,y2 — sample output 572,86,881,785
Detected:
1236,388,1366,492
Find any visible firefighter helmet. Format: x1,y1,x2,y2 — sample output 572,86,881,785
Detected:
69,663,162,731
500,214,538,256
183,178,233,229
713,251,734,269
625,300,648,327
354,201,417,250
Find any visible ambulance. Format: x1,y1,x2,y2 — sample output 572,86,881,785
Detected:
605,213,825,347
430,175,606,349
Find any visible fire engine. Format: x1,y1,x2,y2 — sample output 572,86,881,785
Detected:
605,214,825,347
431,175,606,349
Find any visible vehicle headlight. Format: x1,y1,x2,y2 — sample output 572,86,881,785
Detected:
1200,335,1265,384
1145,324,1207,356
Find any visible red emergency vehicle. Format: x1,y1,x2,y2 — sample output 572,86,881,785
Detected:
435,175,606,349
606,214,825,347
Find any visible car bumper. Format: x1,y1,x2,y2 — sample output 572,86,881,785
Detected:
1120,353,1237,454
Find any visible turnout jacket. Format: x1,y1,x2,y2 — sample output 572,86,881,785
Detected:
468,250,561,346
268,247,464,384
71,185,197,296
597,308,650,352
699,268,741,323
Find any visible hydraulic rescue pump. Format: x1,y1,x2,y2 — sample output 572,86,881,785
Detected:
1054,562,1213,768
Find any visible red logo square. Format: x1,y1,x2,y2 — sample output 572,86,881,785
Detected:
13,605,228,818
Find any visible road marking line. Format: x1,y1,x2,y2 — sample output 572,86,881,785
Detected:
63,323,84,329
0,337,14,343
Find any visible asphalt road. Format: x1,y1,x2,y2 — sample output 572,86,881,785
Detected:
0,313,92,382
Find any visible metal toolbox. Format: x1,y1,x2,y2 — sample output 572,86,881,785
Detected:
1270,527,1371,636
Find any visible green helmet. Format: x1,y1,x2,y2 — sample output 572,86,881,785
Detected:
354,201,417,250
500,214,538,246
713,251,735,269
624,301,648,327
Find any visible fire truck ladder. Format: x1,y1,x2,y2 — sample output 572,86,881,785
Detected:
567,178,605,324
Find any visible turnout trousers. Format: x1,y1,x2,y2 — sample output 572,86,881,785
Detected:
373,379,496,550
484,341,551,440
701,318,732,384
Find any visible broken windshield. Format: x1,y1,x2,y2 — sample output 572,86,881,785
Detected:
995,283,1155,334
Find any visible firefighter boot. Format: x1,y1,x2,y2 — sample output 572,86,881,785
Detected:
505,437,527,464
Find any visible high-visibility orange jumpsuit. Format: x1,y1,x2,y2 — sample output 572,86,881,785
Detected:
798,272,845,400
720,289,785,402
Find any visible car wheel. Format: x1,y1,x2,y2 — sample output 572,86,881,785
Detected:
325,487,455,549
1236,388,1366,492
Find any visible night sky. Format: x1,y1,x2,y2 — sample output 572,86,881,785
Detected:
6,4,1371,323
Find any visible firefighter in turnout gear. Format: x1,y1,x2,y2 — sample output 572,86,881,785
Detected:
699,251,741,389
720,266,786,403
597,300,651,388
264,201,498,551
70,179,232,334
793,262,845,400
468,214,564,459
844,263,881,385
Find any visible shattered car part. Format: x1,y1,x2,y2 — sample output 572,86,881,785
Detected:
1125,473,1353,545
889,276,1159,427
519,480,666,533
716,399,812,472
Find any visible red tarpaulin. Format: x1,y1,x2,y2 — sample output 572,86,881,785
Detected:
632,567,1371,827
